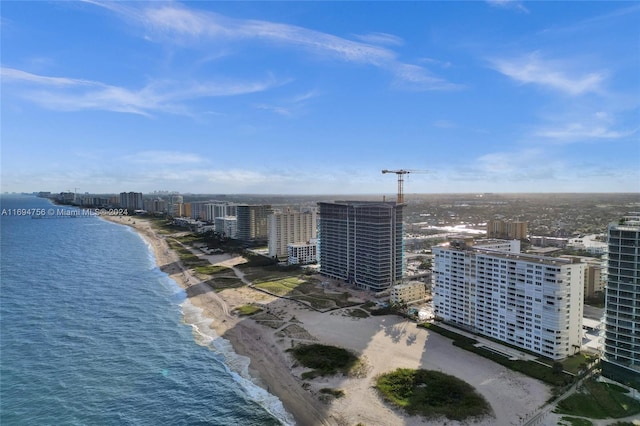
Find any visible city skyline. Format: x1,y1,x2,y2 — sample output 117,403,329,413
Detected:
2,1,639,194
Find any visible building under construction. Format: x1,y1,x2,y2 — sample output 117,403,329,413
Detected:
318,201,404,292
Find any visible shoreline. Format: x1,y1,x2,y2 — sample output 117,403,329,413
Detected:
103,215,552,426
102,215,329,425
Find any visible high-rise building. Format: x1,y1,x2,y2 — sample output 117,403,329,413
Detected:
119,192,143,210
487,219,529,240
236,205,272,241
143,198,168,214
318,201,404,292
433,239,584,360
268,208,318,260
602,214,640,388
169,194,183,217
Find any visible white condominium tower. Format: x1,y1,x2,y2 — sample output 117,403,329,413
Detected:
433,239,584,360
268,208,317,260
602,214,640,388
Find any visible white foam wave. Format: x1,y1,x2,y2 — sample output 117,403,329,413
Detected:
181,299,296,426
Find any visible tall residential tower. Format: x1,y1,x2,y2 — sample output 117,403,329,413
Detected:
268,208,317,260
602,214,640,388
318,201,404,292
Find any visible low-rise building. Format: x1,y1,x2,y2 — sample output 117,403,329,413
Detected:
391,281,426,305
287,240,318,265
559,255,605,299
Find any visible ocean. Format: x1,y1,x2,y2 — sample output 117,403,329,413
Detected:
0,195,293,425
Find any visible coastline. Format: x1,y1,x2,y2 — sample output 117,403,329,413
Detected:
103,215,552,426
102,215,328,426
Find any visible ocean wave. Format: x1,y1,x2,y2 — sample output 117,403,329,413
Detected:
181,299,296,426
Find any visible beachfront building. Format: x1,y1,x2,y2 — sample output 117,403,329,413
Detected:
188,201,210,221
433,239,584,360
202,203,236,222
119,192,143,210
169,194,183,217
318,201,404,293
391,281,426,305
602,214,640,388
287,240,318,265
268,208,318,260
559,255,605,299
143,198,168,214
214,216,237,239
487,219,529,240
236,205,272,242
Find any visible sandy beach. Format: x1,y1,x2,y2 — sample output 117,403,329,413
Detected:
104,216,551,426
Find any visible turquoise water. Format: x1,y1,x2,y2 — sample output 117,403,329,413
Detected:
0,195,292,425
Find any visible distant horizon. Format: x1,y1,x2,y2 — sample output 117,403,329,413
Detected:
6,191,639,197
2,2,639,194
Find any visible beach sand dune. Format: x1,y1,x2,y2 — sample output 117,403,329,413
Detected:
105,216,550,426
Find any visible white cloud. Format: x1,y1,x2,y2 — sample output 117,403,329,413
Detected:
486,0,529,14
1,67,98,87
87,2,458,91
392,64,463,91
1,67,280,116
252,89,320,117
433,119,455,128
535,122,636,142
490,52,605,95
353,32,404,46
123,151,206,165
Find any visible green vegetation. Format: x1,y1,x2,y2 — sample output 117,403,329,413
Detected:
561,353,597,374
559,416,593,426
419,323,573,387
375,368,492,421
234,304,263,316
584,292,605,308
165,240,209,268
288,344,360,379
147,217,184,234
193,264,228,275
346,308,369,318
254,277,307,296
201,277,244,291
555,379,640,419
319,388,345,398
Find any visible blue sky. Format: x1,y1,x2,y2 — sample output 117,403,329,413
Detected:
1,1,639,195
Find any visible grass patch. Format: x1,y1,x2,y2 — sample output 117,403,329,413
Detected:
254,277,306,296
346,308,369,318
555,379,640,419
419,323,572,387
193,264,228,275
562,353,597,375
288,344,359,378
559,416,593,426
234,304,263,316
202,277,244,291
319,388,345,398
375,368,492,421
294,295,336,310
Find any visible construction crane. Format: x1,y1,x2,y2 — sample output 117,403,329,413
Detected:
381,169,428,204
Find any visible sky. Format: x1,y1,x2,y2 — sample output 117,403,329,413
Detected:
1,1,639,195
